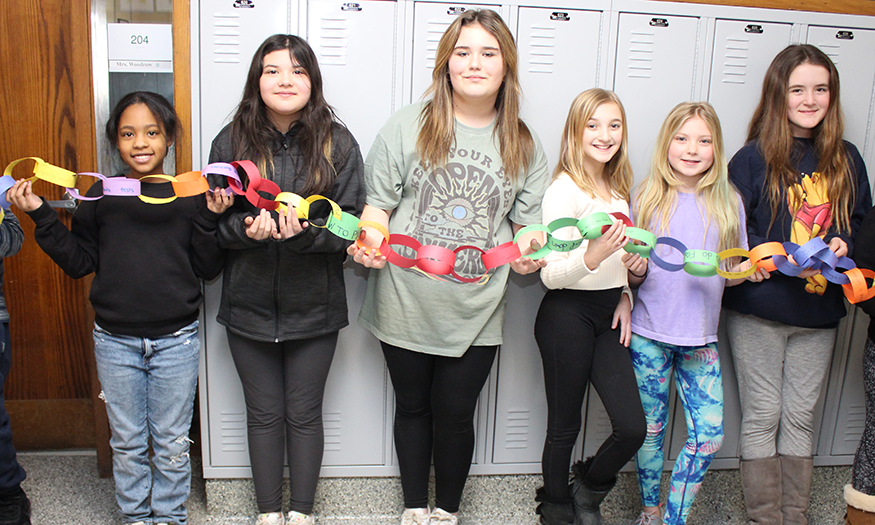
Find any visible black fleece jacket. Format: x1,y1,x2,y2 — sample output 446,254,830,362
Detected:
209,121,365,342
27,178,225,337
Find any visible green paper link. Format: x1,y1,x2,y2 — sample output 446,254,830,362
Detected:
683,249,720,277
577,212,614,239
326,211,362,241
623,228,656,258
546,217,583,253
513,224,553,260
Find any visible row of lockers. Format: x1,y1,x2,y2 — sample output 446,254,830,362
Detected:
191,0,875,477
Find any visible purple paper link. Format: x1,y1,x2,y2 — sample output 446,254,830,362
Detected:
772,254,806,277
102,177,142,197
821,255,856,285
813,247,838,270
649,237,686,272
0,175,16,209
65,172,107,201
202,163,242,188
786,238,829,268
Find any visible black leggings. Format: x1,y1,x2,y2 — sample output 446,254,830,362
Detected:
227,330,337,515
534,288,646,501
382,342,498,513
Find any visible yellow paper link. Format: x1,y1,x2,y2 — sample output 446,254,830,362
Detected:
275,192,310,219
304,195,342,228
5,157,78,188
138,175,178,204
716,248,757,279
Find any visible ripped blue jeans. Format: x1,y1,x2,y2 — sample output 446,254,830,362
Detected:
94,321,199,525
630,334,724,525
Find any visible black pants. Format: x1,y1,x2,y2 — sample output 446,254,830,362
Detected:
382,342,498,513
854,337,875,494
534,288,646,501
0,323,24,493
227,330,337,515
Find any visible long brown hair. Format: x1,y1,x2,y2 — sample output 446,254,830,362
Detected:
747,44,855,234
416,9,533,182
229,34,338,196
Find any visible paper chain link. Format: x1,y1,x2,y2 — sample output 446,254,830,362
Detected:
5,157,874,303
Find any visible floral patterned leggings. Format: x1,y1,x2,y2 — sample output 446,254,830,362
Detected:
630,334,724,525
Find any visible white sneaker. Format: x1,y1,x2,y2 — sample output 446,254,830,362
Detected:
428,508,458,525
634,510,663,525
286,510,315,525
256,512,285,525
400,507,430,525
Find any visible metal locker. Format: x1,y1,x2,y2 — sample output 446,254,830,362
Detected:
516,7,604,171
707,20,793,158
409,2,503,103
829,307,869,456
197,0,292,164
307,0,399,154
612,12,701,184
806,26,875,152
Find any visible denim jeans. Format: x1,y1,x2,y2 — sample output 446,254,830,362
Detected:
94,321,199,525
0,323,25,492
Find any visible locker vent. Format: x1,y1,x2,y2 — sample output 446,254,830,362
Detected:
627,30,655,78
211,12,242,64
318,14,350,66
842,403,865,443
325,410,342,452
526,25,556,74
504,409,530,449
220,410,247,452
815,42,841,66
720,36,751,85
425,20,454,69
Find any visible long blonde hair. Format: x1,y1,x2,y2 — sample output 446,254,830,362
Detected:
748,44,854,234
416,9,533,182
634,102,742,252
554,89,633,201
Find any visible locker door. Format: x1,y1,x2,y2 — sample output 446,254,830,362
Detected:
198,0,292,164
517,7,603,173
708,20,792,158
613,13,701,184
807,26,875,151
410,2,503,103
830,308,869,456
308,0,398,155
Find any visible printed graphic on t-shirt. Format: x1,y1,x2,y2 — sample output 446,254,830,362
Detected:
407,146,514,278
789,172,832,295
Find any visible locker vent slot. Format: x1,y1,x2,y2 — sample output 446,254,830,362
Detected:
504,409,530,449
842,404,865,443
425,20,454,69
627,30,655,78
526,25,556,74
815,42,841,65
720,36,751,85
220,411,247,452
318,15,350,66
212,13,241,64
324,411,342,451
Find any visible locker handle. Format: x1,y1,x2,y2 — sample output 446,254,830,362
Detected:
649,18,669,27
745,24,764,34
836,30,854,40
447,6,467,15
550,11,571,21
341,2,362,11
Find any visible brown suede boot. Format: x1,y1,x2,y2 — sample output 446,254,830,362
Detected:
780,455,813,525
845,484,875,524
741,456,783,525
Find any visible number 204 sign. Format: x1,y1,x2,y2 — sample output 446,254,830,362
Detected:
107,23,172,73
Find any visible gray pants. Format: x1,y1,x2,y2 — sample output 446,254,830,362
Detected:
725,310,835,459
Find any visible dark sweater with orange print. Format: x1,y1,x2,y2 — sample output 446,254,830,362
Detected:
723,138,871,328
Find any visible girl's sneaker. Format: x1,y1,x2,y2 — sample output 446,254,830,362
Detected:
256,512,285,525
634,510,663,525
428,508,458,525
400,507,430,525
286,511,315,525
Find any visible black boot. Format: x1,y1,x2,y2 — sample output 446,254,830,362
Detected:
536,486,574,525
571,460,615,525
0,488,30,525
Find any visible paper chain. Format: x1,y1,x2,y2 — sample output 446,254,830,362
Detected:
5,157,874,304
